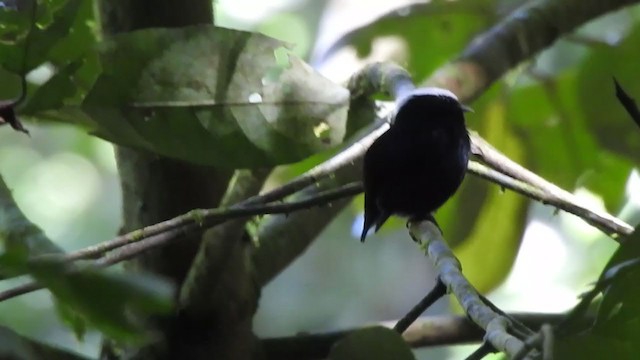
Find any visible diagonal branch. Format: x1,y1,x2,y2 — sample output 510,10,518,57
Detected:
0,154,631,301
468,160,632,237
428,0,640,100
409,221,528,358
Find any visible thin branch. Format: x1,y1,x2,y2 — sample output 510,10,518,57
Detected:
0,183,363,301
0,281,40,302
467,161,631,239
465,342,496,360
470,133,633,236
614,77,640,129
394,280,447,334
66,182,362,262
1,151,631,301
409,220,528,358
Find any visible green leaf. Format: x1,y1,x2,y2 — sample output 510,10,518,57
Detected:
555,334,634,360
28,258,175,341
55,300,88,341
0,0,86,74
447,94,528,292
577,23,640,163
20,59,83,114
328,326,415,360
81,25,349,168
316,1,493,82
508,72,630,210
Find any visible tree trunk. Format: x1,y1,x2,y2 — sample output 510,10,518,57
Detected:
96,1,238,359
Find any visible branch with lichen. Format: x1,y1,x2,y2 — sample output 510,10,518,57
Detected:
409,221,529,358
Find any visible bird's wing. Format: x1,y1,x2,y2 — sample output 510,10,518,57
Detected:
360,131,393,242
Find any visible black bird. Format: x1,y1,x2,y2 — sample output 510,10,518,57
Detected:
360,87,471,242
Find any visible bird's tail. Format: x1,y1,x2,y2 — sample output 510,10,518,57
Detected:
360,208,390,242
360,215,373,242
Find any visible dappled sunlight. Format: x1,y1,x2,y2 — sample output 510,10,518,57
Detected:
12,152,101,240
491,220,577,313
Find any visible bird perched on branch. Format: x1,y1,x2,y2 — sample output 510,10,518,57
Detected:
360,87,471,242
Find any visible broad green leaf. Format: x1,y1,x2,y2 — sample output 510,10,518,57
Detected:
20,60,83,114
81,25,349,168
28,259,175,341
577,23,640,163
54,300,88,341
0,245,174,341
328,326,415,360
507,72,630,210
555,334,634,360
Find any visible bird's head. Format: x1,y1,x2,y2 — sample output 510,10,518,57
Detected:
392,87,472,128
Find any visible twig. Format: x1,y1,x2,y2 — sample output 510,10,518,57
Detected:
76,182,361,262
394,280,447,334
0,183,362,302
465,342,496,360
614,77,640,129
0,281,41,302
409,220,526,357
512,331,544,360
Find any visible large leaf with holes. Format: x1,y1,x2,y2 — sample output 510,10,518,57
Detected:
79,25,349,168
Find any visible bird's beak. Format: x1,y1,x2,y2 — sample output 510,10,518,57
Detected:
460,104,474,113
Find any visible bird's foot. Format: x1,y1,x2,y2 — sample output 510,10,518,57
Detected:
407,214,443,241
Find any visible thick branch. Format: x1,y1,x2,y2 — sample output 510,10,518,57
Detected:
261,313,571,359
428,0,640,100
